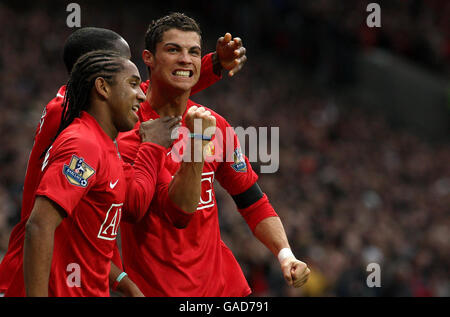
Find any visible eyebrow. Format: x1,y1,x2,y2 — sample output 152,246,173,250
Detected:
164,43,201,51
130,75,141,82
128,75,141,82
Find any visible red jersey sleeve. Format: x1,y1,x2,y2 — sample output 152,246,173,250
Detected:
121,142,166,223
35,135,100,217
35,93,64,150
235,193,279,233
117,127,194,226
215,116,259,195
150,168,195,228
117,127,141,165
192,53,222,95
215,116,278,232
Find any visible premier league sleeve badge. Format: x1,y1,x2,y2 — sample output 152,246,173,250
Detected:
62,155,96,187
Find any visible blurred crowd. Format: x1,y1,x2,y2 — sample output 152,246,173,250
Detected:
202,67,450,296
0,0,448,296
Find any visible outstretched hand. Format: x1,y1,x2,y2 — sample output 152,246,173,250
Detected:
216,33,247,77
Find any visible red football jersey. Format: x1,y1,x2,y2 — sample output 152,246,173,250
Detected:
0,86,66,293
6,112,127,296
5,112,166,296
118,99,259,296
0,53,220,294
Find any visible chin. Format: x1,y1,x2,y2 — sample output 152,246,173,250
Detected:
172,81,196,92
118,120,137,133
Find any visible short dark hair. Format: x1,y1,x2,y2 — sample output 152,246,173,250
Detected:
63,27,128,74
144,12,201,54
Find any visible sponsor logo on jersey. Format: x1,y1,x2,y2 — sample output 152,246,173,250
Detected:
62,155,95,187
231,148,247,173
97,203,122,240
197,171,215,211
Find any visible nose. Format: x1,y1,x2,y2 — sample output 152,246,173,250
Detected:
137,86,145,103
178,49,192,64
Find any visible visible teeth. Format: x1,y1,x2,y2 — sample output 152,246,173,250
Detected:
132,106,139,112
175,70,190,77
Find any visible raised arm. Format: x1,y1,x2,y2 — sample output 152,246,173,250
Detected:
122,117,181,223
167,106,216,216
191,33,247,95
117,109,216,229
213,33,247,77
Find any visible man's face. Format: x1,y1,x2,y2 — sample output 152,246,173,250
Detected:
150,28,201,92
109,59,145,132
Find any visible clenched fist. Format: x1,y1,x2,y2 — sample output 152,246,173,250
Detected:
280,257,311,288
184,106,216,140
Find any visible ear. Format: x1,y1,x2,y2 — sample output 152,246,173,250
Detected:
94,77,110,100
142,49,155,69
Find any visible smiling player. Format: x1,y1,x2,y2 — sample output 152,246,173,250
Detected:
19,50,177,296
0,25,247,296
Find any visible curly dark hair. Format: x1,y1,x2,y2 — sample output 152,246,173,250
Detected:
41,50,125,158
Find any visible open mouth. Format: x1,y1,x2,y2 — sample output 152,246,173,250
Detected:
172,70,193,78
131,104,140,112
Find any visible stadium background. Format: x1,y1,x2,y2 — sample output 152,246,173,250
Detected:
0,0,448,296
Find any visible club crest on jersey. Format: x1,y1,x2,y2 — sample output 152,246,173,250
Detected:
62,155,95,187
231,148,247,173
205,141,215,157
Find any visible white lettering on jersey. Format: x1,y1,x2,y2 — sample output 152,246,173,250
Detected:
97,203,122,240
41,145,53,172
197,171,215,210
38,106,47,135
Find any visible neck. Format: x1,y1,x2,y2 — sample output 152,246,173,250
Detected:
87,105,118,140
148,81,191,117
